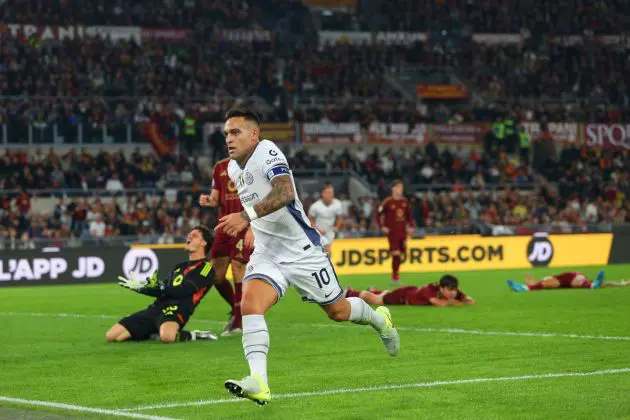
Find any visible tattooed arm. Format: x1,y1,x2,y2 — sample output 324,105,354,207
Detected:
240,175,295,222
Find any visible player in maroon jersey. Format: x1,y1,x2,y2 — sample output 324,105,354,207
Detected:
199,158,253,336
377,180,415,285
344,275,475,307
507,270,630,292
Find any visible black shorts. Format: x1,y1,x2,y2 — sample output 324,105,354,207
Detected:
118,301,194,341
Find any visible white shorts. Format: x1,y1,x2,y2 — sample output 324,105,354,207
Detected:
244,247,343,305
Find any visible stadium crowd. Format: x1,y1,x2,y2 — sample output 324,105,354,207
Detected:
4,0,628,35
349,0,630,34
0,0,263,29
1,0,630,247
2,0,630,128
1,142,628,248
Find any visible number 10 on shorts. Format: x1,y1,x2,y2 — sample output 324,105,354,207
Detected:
311,268,331,289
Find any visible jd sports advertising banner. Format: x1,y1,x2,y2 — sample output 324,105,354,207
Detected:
0,246,184,287
0,233,617,286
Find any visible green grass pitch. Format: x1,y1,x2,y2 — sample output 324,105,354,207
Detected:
1,265,629,419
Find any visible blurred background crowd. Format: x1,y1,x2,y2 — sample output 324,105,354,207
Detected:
1,0,629,248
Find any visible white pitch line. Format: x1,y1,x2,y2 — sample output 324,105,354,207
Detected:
402,327,630,341
120,367,630,411
0,396,177,419
1,311,630,342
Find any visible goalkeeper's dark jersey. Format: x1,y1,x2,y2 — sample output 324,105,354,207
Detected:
142,258,215,308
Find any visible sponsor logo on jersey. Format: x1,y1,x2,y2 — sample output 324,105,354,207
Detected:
241,192,260,204
269,149,278,156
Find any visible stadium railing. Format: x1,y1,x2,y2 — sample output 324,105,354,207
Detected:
0,186,201,198
409,182,540,193
0,169,364,198
1,224,613,250
0,122,143,145
0,235,188,250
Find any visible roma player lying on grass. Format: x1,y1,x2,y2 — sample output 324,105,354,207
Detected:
344,274,475,307
507,270,630,292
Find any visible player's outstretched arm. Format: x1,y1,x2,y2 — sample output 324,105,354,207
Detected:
462,296,475,305
246,175,295,220
118,272,162,297
429,297,465,307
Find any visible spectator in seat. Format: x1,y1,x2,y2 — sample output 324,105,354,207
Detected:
106,173,125,193
90,213,107,238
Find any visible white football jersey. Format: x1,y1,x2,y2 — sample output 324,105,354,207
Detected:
228,140,322,263
308,198,342,243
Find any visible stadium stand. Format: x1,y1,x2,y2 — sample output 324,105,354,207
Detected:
0,0,629,249
1,34,629,125
338,0,630,34
0,0,261,28
1,141,627,249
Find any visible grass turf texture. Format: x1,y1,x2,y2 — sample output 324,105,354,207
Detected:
1,265,629,419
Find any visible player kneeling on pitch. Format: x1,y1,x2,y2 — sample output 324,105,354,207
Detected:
345,274,474,307
106,226,218,343
507,270,630,292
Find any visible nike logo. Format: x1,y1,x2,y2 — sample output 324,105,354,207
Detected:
324,291,334,298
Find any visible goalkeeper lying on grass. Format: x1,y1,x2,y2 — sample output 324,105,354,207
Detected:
106,226,218,343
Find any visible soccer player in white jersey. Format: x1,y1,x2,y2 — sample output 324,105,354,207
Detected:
308,183,344,254
215,108,400,405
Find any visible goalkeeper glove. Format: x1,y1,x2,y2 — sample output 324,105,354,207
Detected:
117,271,147,291
144,271,162,290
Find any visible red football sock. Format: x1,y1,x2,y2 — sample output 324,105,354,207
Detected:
346,288,360,298
369,288,384,294
215,281,235,310
392,255,402,276
580,280,592,289
528,281,544,290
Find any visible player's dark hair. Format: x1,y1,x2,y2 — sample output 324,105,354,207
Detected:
392,179,403,188
321,182,334,192
224,107,261,127
192,225,214,255
439,275,459,289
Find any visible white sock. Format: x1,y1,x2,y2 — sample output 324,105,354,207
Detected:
347,297,386,332
242,314,269,386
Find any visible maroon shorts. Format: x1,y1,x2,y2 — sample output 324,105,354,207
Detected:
555,273,589,288
557,276,574,288
554,272,581,288
387,235,407,253
210,228,252,263
382,286,419,305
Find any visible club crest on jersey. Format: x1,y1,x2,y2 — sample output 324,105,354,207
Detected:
244,171,254,185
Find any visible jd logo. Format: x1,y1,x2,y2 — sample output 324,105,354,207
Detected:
527,233,554,267
123,249,158,278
